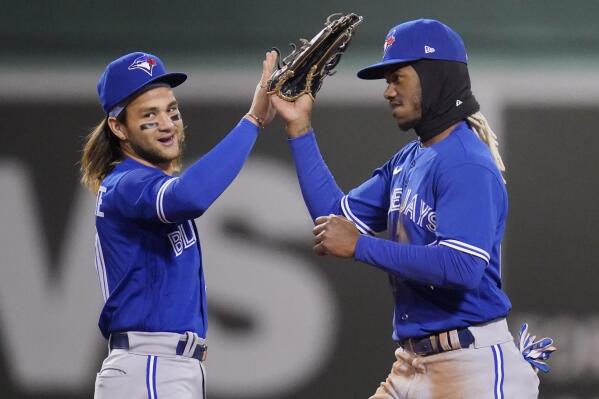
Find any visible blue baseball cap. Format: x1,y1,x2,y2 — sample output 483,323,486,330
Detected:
97,51,187,115
357,19,468,80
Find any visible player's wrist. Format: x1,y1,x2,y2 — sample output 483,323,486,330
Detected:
245,112,265,128
286,119,312,138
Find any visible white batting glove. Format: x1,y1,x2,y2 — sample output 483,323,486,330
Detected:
518,323,557,374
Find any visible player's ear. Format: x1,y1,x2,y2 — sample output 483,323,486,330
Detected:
107,117,127,141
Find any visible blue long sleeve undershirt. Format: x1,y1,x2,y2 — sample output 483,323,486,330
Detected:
355,235,486,290
288,131,345,219
164,118,259,220
288,130,486,291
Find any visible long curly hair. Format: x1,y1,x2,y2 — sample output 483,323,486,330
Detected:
80,111,127,193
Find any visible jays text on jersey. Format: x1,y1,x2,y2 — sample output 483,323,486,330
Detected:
288,121,511,340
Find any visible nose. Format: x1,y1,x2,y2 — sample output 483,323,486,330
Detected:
157,112,175,131
384,82,396,100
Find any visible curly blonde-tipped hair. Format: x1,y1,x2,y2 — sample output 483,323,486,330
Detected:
466,111,506,173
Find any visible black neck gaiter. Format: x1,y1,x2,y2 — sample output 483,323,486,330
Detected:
411,59,479,142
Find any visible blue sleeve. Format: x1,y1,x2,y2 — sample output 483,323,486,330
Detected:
288,131,391,235
434,163,506,264
287,132,345,219
353,162,505,290
114,118,259,223
355,235,486,290
342,164,391,235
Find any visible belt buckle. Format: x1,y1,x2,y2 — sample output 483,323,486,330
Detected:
403,337,431,357
188,339,208,362
404,329,468,357
404,338,416,354
191,343,208,361
415,337,433,356
198,344,208,361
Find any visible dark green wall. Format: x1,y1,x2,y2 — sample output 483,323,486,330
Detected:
3,0,599,60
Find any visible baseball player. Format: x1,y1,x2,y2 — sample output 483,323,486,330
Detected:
271,19,546,398
80,50,276,399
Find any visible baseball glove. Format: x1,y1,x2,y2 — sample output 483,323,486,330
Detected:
267,13,363,101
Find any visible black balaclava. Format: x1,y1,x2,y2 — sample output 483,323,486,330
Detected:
410,59,479,142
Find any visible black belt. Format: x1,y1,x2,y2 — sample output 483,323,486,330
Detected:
398,328,474,356
109,332,207,361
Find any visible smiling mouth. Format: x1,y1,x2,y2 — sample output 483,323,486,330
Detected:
158,135,175,146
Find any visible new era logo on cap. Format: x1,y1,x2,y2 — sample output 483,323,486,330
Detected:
128,55,158,76
424,45,436,54
456,99,463,106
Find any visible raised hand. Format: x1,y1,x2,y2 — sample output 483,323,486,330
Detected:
247,51,278,127
270,93,314,138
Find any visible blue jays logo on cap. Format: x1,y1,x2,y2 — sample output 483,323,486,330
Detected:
128,55,158,76
383,30,396,54
97,51,187,115
358,19,468,80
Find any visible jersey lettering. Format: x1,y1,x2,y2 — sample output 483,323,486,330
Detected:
417,200,432,226
95,186,107,217
389,188,402,212
389,189,437,233
403,194,418,222
426,212,437,232
167,221,197,256
398,188,412,213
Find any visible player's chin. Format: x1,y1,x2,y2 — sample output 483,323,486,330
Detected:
391,110,416,129
156,144,181,162
395,117,418,132
391,109,410,125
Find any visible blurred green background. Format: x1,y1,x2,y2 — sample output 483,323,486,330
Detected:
3,0,599,61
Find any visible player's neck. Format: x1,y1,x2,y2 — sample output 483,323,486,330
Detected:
421,122,459,147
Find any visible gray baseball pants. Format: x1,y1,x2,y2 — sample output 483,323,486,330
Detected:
94,331,206,399
370,319,539,399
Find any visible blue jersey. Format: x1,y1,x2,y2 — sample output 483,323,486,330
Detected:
287,121,511,341
95,158,207,339
93,118,258,339
344,122,511,339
